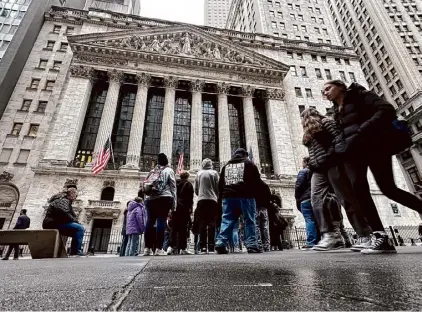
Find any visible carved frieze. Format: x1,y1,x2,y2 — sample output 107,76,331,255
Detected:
74,54,129,67
266,88,285,101
85,208,121,224
69,65,95,79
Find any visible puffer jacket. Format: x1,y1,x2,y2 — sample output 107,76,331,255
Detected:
304,118,340,173
294,167,312,208
126,201,146,235
333,83,396,157
42,194,78,229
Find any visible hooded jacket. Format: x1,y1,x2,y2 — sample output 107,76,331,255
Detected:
255,180,272,210
146,165,177,209
176,178,194,215
294,167,312,208
126,200,146,235
218,148,261,201
333,83,396,157
42,194,78,229
194,159,219,203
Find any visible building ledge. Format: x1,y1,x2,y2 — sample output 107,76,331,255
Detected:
42,48,53,52
13,163,27,167
26,87,38,91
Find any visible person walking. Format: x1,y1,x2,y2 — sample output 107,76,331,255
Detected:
323,80,421,254
119,207,129,257
1,209,30,260
194,158,219,254
168,171,194,255
42,188,85,257
295,157,318,249
215,148,261,254
255,180,272,252
125,197,146,256
143,153,176,256
300,108,372,251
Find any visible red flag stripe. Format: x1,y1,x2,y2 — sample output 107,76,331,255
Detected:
92,139,111,175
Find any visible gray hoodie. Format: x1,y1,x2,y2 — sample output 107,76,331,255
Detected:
194,159,219,203
146,166,177,209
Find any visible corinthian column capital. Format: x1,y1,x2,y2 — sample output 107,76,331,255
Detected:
241,85,255,97
108,69,125,83
69,65,96,80
135,73,151,86
163,76,178,89
190,79,205,92
216,82,230,94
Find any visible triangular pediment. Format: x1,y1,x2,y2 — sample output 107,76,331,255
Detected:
68,25,290,74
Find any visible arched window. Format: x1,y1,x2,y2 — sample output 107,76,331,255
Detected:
101,187,115,201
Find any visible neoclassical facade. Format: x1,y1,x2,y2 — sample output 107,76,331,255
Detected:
0,6,418,239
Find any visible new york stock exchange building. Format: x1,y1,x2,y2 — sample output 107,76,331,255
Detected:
0,6,419,244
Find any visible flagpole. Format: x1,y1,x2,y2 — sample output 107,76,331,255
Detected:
109,134,116,170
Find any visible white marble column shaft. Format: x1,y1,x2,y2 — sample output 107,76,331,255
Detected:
190,80,204,171
217,83,231,164
124,73,151,169
93,69,124,156
242,85,261,168
160,76,178,160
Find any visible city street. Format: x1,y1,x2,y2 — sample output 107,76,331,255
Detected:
1,247,422,311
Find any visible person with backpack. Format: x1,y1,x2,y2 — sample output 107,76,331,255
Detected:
323,80,420,254
125,197,146,256
142,153,176,256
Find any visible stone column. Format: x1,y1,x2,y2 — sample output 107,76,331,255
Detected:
122,73,151,169
189,79,204,171
242,85,261,168
42,65,95,164
93,69,124,156
159,76,178,160
217,82,231,164
265,88,297,176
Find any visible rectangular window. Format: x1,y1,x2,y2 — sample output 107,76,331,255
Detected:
271,21,277,28
288,3,293,9
296,35,301,40
295,5,301,11
60,42,68,51
38,59,48,69
275,1,280,6
301,25,307,32
297,53,303,60
389,85,397,95
46,40,55,49
349,72,356,82
65,26,74,35
311,54,318,61
28,124,39,137
311,16,316,22
287,51,293,58
29,79,40,89
11,123,23,136
282,34,288,39
316,7,321,14
44,80,55,91
319,18,324,24
53,61,62,70
295,87,303,97
21,99,31,111
318,38,323,43
325,69,332,80
298,14,304,21
290,13,296,19
305,88,313,98
277,11,283,18
290,66,297,76
16,149,30,164
344,58,350,65
304,36,310,41
326,39,332,44
315,68,322,79
321,56,327,62
53,25,61,33
293,24,299,31
37,101,47,113
269,10,275,17
300,66,307,76
0,149,12,163
299,105,305,113
340,71,347,81
274,32,279,37
397,80,403,90
279,22,285,29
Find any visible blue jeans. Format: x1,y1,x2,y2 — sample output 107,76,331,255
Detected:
57,222,85,255
216,198,258,249
119,235,128,256
229,220,240,250
125,234,140,256
300,200,318,247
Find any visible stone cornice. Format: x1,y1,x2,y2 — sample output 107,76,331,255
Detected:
47,6,358,60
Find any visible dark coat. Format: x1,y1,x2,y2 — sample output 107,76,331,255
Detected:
333,83,396,157
255,180,272,210
14,215,30,229
294,167,312,208
305,118,340,173
176,179,194,215
42,195,78,229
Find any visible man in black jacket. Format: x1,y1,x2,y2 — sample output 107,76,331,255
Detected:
294,157,318,248
215,148,261,254
1,209,30,260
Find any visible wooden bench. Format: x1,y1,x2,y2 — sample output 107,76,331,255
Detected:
0,230,67,259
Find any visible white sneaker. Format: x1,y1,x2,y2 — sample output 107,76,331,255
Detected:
233,248,242,253
350,236,372,252
143,248,154,256
312,233,344,251
154,248,167,256
180,249,193,255
361,233,397,254
166,247,174,255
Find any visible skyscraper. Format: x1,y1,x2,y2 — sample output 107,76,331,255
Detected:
326,0,422,197
84,0,141,15
204,0,232,28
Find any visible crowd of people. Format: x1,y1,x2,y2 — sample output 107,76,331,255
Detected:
5,81,417,258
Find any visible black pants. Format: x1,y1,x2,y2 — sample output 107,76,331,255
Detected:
197,200,218,251
171,211,190,251
3,244,19,259
345,154,422,232
145,197,173,249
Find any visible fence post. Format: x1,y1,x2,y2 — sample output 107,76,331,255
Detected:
389,226,399,247
294,226,301,249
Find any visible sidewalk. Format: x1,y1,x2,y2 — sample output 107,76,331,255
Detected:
1,247,422,311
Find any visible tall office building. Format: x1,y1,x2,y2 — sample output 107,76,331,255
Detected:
84,0,141,15
205,0,232,28
326,0,422,197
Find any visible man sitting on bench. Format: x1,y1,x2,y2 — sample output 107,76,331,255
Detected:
1,209,31,260
42,187,85,257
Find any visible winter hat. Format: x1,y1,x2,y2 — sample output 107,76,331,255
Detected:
158,153,169,166
232,148,248,158
202,158,213,169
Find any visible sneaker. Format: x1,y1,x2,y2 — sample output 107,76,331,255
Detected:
233,247,242,253
247,247,263,253
166,247,174,255
215,245,229,254
1,257,8,260
154,249,167,256
350,236,372,252
199,248,208,255
180,249,193,255
143,248,154,256
361,233,397,254
312,233,344,251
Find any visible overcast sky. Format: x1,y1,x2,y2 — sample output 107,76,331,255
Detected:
140,0,205,25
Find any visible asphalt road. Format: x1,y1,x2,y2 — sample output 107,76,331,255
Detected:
1,247,422,311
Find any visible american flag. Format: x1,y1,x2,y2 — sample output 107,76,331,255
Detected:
176,152,184,175
92,138,111,175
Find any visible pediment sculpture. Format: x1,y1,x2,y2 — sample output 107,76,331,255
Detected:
92,32,267,67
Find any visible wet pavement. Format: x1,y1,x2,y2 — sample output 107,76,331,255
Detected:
1,247,422,311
